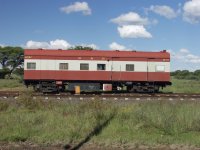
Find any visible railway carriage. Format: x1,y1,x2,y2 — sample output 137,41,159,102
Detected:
24,49,171,93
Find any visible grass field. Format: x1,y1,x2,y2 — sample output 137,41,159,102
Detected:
161,78,200,93
1,95,200,148
1,78,200,148
0,79,24,91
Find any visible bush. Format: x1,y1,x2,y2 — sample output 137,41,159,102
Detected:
5,74,22,80
0,68,10,79
185,74,198,80
13,68,23,76
4,73,23,83
194,70,200,76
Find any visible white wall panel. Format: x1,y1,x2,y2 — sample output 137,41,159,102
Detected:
147,62,170,72
24,59,170,72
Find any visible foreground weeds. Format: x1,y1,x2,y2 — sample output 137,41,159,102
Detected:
95,101,200,146
132,101,200,135
1,99,200,147
0,101,9,112
0,79,23,89
17,91,53,110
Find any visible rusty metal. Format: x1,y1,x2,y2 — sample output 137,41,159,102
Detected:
0,91,19,97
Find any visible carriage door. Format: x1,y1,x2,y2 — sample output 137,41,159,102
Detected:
110,57,114,81
110,57,122,81
147,58,155,82
41,59,56,80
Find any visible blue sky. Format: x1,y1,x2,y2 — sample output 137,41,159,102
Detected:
0,0,200,71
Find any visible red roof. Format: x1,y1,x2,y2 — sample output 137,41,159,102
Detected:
24,49,170,59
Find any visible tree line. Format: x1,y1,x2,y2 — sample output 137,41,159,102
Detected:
171,70,200,80
0,46,200,81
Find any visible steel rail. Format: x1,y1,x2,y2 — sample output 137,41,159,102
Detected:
1,91,200,101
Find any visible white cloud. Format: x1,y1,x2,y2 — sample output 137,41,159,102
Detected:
110,12,148,25
60,2,91,15
49,39,71,49
180,48,189,53
26,41,50,49
25,39,71,49
25,39,99,50
78,43,99,49
117,25,152,38
168,48,200,71
149,5,177,19
171,48,200,64
110,12,153,39
186,54,200,63
109,42,127,50
183,0,200,24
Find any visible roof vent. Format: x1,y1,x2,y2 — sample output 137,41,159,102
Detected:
162,50,167,52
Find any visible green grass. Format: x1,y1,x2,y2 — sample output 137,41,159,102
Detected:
162,77,200,93
1,96,200,147
96,101,200,146
0,79,23,90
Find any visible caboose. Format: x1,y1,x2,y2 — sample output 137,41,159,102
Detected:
24,49,171,93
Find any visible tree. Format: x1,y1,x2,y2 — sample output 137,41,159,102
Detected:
0,46,24,78
69,45,93,50
171,69,200,81
194,70,200,80
194,70,200,76
171,70,181,76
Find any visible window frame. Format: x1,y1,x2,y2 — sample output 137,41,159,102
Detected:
97,64,106,71
80,63,89,70
126,64,134,72
27,62,36,70
59,63,68,70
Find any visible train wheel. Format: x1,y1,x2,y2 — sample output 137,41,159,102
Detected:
33,85,40,92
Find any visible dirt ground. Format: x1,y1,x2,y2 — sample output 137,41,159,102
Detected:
1,142,200,150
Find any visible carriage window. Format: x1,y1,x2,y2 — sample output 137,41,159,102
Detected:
126,64,134,71
27,62,36,70
97,64,106,70
156,65,165,72
59,63,68,70
80,63,89,70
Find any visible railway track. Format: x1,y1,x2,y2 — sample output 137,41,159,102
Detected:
1,91,200,101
